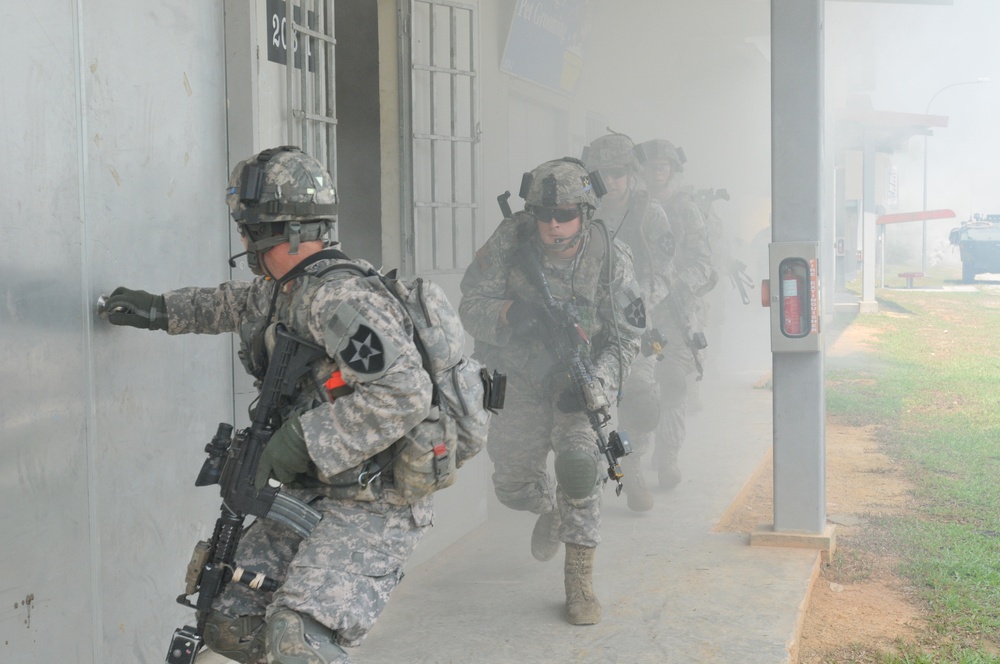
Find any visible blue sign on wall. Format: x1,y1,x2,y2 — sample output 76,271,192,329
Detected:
501,0,589,95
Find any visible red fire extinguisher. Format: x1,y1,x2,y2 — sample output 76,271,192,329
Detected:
782,265,802,335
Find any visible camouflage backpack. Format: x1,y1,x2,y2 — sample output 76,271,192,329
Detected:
378,274,495,502
317,263,497,502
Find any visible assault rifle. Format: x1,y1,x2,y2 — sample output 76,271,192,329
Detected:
728,259,754,305
519,247,632,495
165,324,325,664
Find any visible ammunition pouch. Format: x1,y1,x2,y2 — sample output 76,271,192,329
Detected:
202,612,266,664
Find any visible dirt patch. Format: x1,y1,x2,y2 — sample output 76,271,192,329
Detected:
797,422,927,663
716,421,928,662
717,315,933,663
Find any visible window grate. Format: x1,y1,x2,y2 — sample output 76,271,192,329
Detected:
400,0,482,276
283,0,338,185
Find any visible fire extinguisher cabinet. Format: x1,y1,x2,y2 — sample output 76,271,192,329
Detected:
767,242,822,352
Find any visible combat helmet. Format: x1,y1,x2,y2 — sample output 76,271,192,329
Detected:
519,157,604,218
638,139,686,173
582,133,642,175
227,146,338,274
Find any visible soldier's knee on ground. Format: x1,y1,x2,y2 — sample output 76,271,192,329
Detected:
495,480,554,512
554,450,599,499
202,611,266,664
266,609,350,664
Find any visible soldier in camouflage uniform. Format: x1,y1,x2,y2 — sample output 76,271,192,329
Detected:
459,157,643,625
103,146,434,664
582,133,674,512
638,139,718,490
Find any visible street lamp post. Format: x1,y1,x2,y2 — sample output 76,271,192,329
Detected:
921,77,990,274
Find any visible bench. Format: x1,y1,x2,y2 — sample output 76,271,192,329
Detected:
898,271,924,288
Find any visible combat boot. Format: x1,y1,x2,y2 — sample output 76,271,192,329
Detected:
530,509,561,561
621,455,653,512
564,543,601,625
658,448,681,490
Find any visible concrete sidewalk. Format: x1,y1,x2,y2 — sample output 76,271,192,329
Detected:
198,307,823,664
353,369,820,664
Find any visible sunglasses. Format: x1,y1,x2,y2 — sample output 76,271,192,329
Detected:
603,166,628,180
534,207,581,223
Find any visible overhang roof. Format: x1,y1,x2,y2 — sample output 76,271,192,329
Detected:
837,107,949,153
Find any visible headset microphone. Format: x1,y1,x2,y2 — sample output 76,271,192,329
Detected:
228,250,249,268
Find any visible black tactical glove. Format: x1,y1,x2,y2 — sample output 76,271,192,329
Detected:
105,287,168,331
505,299,546,328
254,415,314,489
640,328,666,359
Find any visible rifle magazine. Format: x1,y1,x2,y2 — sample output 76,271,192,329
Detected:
266,492,322,538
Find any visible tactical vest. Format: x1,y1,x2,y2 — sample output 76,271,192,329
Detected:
481,215,612,384
610,190,660,289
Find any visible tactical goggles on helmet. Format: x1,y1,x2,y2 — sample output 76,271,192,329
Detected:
532,206,582,224
602,166,628,180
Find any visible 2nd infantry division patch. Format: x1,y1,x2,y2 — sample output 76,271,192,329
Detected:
624,297,646,329
341,323,385,374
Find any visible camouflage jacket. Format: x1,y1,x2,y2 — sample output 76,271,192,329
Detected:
458,212,643,392
162,253,433,502
653,186,718,314
599,189,674,313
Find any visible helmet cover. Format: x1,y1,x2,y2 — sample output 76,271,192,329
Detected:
638,139,685,173
521,157,600,212
226,146,338,270
583,133,641,173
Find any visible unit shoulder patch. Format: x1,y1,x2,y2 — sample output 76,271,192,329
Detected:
624,296,647,329
341,323,386,374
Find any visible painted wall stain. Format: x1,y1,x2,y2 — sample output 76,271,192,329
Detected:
21,593,34,628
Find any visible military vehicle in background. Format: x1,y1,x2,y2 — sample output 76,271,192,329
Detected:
949,214,1000,283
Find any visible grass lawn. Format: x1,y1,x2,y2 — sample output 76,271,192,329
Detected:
825,279,1000,663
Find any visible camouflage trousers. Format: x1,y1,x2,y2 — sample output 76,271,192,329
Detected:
617,354,660,457
652,322,697,469
209,492,432,650
487,371,603,548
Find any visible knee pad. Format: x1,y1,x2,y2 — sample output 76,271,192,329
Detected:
266,608,348,664
554,450,599,499
202,612,266,664
618,386,661,434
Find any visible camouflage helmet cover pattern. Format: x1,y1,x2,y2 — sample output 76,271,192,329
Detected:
226,146,338,224
522,158,601,211
583,133,641,173
639,139,686,173
226,146,338,272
